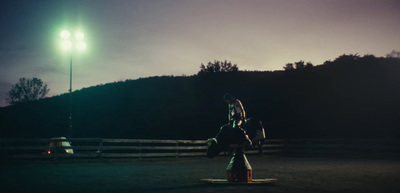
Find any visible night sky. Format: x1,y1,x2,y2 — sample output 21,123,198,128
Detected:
0,0,399,107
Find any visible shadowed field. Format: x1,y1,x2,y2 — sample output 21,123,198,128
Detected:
1,156,400,193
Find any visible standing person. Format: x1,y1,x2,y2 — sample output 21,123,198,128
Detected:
223,93,246,129
206,94,252,158
222,93,252,148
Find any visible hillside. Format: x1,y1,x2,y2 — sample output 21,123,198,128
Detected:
1,55,400,139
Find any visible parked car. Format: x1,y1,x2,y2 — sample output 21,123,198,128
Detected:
43,137,74,155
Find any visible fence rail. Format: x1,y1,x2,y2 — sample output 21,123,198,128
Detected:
1,138,399,159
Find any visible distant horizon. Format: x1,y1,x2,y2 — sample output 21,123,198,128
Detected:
1,52,398,108
2,54,400,141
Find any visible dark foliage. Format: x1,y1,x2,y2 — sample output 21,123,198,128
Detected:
386,50,400,58
284,61,313,71
305,62,314,68
1,55,400,139
6,77,49,105
198,60,239,74
283,63,294,71
295,60,305,69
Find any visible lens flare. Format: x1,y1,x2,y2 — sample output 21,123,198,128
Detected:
75,32,84,40
61,40,72,50
60,30,71,39
76,41,86,50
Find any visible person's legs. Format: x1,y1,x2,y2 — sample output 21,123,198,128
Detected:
207,124,231,158
206,138,218,158
236,127,252,147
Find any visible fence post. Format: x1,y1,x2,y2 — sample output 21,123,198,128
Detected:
99,139,103,159
258,140,264,155
53,140,58,160
176,140,179,158
139,141,142,159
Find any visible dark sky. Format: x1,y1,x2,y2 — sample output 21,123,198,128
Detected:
1,0,399,107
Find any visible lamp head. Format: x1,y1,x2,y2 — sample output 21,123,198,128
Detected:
60,30,86,51
76,41,86,50
60,30,71,39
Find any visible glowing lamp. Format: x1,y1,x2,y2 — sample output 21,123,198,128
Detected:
60,30,71,39
76,41,86,50
59,29,87,138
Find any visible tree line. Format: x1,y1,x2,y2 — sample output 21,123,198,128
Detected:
6,50,400,105
2,52,400,140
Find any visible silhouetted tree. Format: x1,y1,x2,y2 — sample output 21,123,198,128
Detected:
295,60,305,69
386,50,400,58
323,60,333,65
284,61,312,70
305,62,314,68
6,77,49,105
198,60,238,74
283,63,294,71
334,54,360,63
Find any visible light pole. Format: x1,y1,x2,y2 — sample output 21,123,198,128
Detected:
60,30,86,137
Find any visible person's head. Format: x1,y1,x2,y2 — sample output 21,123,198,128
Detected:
223,93,235,103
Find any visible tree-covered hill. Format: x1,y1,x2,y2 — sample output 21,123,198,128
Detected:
1,55,400,139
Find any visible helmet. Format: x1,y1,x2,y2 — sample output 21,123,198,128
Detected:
223,93,235,101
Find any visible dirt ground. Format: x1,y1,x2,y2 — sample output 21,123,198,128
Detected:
1,156,400,193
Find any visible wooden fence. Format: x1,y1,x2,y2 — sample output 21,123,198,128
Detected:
284,139,400,158
0,138,207,159
0,138,399,159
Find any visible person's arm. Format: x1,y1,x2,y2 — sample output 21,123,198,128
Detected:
234,99,245,120
228,104,232,122
232,99,245,127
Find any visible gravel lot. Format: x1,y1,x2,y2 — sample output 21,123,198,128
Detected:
1,156,400,193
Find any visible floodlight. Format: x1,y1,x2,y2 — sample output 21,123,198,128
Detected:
76,41,86,50
60,30,71,39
